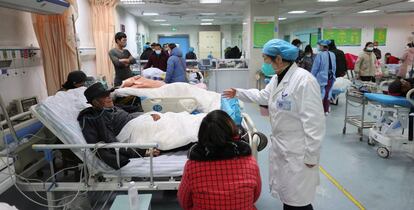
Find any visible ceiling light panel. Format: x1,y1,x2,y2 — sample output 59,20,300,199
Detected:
288,11,307,14
200,0,221,3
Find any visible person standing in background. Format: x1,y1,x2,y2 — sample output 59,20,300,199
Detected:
108,32,136,87
384,53,400,64
328,40,347,78
398,42,414,78
311,40,336,115
165,43,187,83
140,44,153,60
144,43,169,71
373,41,382,60
299,45,315,72
291,39,304,63
354,42,377,82
185,47,197,60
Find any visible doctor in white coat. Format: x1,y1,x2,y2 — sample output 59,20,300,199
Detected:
224,39,325,210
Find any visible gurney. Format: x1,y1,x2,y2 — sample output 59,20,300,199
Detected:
365,89,414,158
9,87,267,208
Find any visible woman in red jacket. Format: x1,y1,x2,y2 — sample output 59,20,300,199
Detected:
178,110,262,210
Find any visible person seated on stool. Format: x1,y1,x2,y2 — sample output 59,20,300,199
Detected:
178,110,261,210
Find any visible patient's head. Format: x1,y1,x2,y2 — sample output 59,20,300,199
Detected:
62,71,87,90
84,83,115,109
198,110,238,149
388,79,412,96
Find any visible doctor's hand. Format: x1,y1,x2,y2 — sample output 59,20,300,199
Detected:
151,114,161,121
223,88,237,98
305,164,316,168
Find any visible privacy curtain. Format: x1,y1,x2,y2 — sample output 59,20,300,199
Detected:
89,0,118,86
32,0,79,95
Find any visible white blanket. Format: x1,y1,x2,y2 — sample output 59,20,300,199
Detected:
117,112,206,150
142,67,165,79
114,82,221,113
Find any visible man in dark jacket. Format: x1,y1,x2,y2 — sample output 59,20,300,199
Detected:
373,41,382,60
77,83,161,169
144,43,169,71
140,44,153,60
329,40,347,77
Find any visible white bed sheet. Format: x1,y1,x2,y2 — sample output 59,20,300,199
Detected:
33,87,187,177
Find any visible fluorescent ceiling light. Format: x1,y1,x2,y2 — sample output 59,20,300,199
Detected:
201,19,214,21
200,13,216,15
201,23,213,25
160,23,171,26
408,0,414,2
120,0,145,4
143,12,159,16
317,0,339,2
153,19,166,22
288,11,307,14
278,17,287,20
358,10,379,13
200,0,221,3
242,22,247,25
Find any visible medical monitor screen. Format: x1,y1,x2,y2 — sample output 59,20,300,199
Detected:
201,59,211,66
20,97,38,112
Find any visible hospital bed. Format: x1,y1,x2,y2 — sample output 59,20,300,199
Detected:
365,88,414,158
6,87,266,209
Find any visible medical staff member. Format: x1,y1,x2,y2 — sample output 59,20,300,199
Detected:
311,40,336,114
224,39,325,210
165,43,187,83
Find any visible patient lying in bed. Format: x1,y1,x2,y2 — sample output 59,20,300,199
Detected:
78,83,204,169
388,78,414,96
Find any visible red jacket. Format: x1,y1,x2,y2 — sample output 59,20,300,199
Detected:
178,155,261,210
386,56,400,64
144,51,169,71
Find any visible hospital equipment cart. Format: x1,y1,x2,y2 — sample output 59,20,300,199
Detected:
343,88,376,141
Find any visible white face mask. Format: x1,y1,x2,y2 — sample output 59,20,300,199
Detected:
155,50,161,55
366,47,374,51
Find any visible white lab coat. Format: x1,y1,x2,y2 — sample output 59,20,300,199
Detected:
236,63,325,206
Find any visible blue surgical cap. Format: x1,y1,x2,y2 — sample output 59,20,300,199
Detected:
262,39,299,61
189,47,194,52
317,40,331,46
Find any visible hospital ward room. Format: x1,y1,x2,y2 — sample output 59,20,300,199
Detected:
1,0,414,210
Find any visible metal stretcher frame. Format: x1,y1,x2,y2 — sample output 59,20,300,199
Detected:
13,103,261,210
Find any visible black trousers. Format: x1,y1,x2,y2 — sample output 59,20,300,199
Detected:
360,76,376,82
283,204,314,210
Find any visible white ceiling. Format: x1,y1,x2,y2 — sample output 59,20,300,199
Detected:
119,0,414,26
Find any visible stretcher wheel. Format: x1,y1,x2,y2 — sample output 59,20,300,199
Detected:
377,147,390,158
367,137,376,146
253,132,268,152
342,127,346,134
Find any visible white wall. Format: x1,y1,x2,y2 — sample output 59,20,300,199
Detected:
279,14,414,58
0,7,47,106
149,25,220,55
115,6,150,57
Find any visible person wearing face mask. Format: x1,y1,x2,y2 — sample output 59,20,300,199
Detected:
354,42,378,82
373,41,382,60
311,40,336,114
108,32,137,87
398,42,414,78
223,39,325,210
144,43,169,71
299,45,315,72
109,32,137,87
